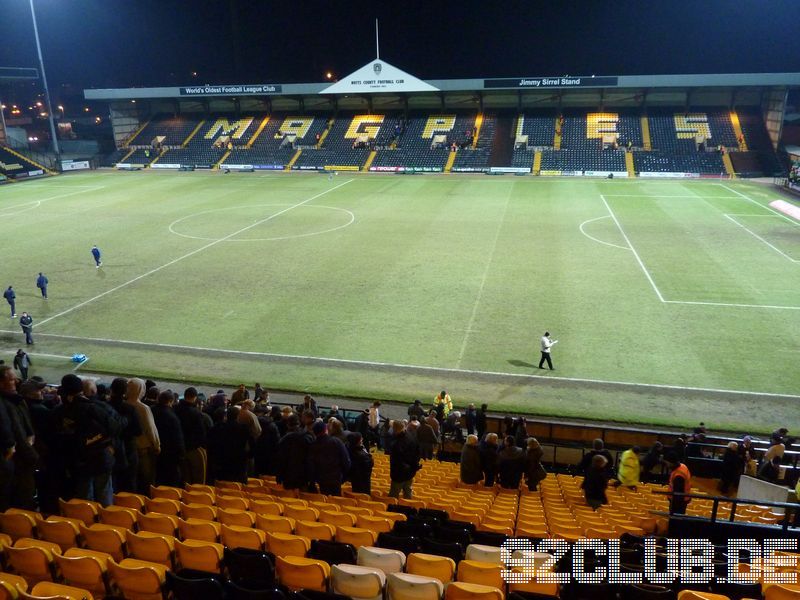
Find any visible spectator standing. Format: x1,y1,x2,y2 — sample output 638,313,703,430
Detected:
328,418,348,444
408,400,425,421
326,405,346,428
0,366,37,509
307,421,351,496
524,438,547,492
758,456,782,484
617,446,641,489
254,407,280,476
347,433,373,494
231,384,249,405
513,417,528,449
497,436,525,489
581,454,609,510
19,314,33,345
126,378,160,495
108,377,141,493
152,390,185,487
0,367,18,511
480,433,500,487
764,438,786,463
460,435,483,484
368,401,381,448
175,387,208,485
237,399,262,441
253,383,265,403
36,273,48,299
640,442,664,479
664,452,692,515
214,407,251,483
300,395,318,417
13,349,31,379
476,403,488,440
719,441,743,494
465,404,477,436
433,390,452,420
276,413,312,491
416,416,438,460
389,420,421,499
578,439,614,476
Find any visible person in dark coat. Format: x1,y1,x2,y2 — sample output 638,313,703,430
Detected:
524,437,547,491
151,390,185,487
719,441,743,495
640,442,664,479
0,367,17,511
307,421,351,496
298,395,318,418
479,433,499,487
108,377,141,493
513,417,528,449
581,454,609,510
416,418,438,460
175,387,208,485
276,413,312,490
476,404,488,441
254,407,281,476
577,439,614,476
460,435,483,484
758,456,782,484
464,404,477,436
389,421,420,499
0,367,38,509
347,433,373,494
408,400,425,421
211,406,251,483
497,436,525,489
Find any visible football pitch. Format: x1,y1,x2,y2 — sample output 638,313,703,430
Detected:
1,171,798,432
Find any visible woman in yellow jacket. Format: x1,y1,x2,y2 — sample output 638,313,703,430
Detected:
433,390,452,419
617,446,641,488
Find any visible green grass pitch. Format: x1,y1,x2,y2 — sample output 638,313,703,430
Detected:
1,171,798,433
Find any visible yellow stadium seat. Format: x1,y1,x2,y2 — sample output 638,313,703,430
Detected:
319,511,357,528
359,500,389,512
179,502,217,521
295,520,336,541
357,546,406,575
386,572,444,600
0,573,28,598
250,500,283,516
27,582,95,600
220,524,267,551
174,539,224,573
256,514,296,534
216,481,242,492
0,510,41,541
54,548,112,598
108,557,166,600
58,499,99,526
284,505,320,522
149,485,182,501
265,532,311,558
216,495,250,511
217,508,256,528
6,538,60,585
79,524,126,562
445,581,504,600
113,492,147,511
35,517,82,552
98,506,139,530
357,515,393,533
332,563,386,600
184,483,214,495
336,526,378,548
276,555,331,592
124,531,175,568
374,511,407,525
177,517,221,543
181,491,215,506
765,584,800,599
407,553,456,584
143,498,180,517
676,592,732,600
299,492,327,503
137,512,178,536
456,560,504,589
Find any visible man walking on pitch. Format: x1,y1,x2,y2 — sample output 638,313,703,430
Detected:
3,287,15,318
19,313,33,345
36,273,48,299
538,331,557,370
91,245,102,268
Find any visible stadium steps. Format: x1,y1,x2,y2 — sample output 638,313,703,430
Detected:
443,150,457,172
533,150,542,174
553,117,562,149
722,152,736,178
362,149,377,171
285,148,302,170
729,111,748,150
215,150,232,168
625,151,635,177
317,118,334,148
126,118,152,145
1,145,55,174
246,116,271,148
640,115,652,150
149,149,166,166
472,113,484,149
488,115,514,167
181,120,206,147
120,148,136,163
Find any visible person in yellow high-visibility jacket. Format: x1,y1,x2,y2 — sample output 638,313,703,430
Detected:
617,446,641,488
433,390,452,419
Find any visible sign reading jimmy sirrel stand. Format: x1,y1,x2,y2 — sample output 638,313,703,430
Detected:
321,60,439,94
484,76,618,89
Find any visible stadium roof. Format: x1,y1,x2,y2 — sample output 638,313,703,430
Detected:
85,71,800,101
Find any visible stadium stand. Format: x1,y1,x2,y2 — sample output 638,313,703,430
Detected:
98,148,130,167
295,114,397,171
737,109,786,176
155,115,264,168
128,114,201,148
632,150,726,175
0,146,49,178
451,114,495,173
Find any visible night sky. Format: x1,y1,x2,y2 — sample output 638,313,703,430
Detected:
1,0,799,91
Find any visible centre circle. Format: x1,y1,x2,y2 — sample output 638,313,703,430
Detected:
168,203,355,242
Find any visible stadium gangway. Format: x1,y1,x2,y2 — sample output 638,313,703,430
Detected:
654,491,800,530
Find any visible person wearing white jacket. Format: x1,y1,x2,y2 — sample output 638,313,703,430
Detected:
126,377,160,494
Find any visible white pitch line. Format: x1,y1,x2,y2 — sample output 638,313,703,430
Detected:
600,194,666,302
603,194,738,198
36,178,355,328
456,184,513,368
7,329,800,400
718,184,800,226
664,299,800,310
723,214,799,263
578,216,630,250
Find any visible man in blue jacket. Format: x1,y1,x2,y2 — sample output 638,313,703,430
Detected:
91,245,102,268
3,287,15,318
36,273,48,299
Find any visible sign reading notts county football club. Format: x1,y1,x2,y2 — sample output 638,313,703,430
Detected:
179,84,282,96
484,76,619,89
321,59,439,94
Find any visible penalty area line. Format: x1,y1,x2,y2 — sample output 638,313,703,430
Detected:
4,329,800,401
35,178,355,328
